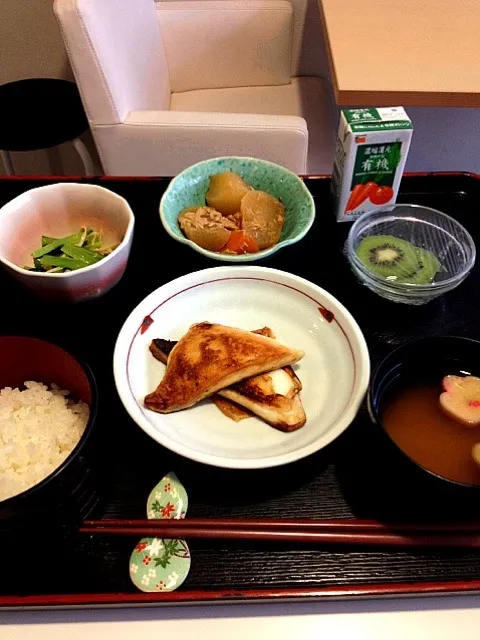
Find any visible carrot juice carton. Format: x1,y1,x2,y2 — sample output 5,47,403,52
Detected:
331,107,413,221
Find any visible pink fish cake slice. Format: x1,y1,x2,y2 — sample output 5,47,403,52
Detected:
440,375,480,427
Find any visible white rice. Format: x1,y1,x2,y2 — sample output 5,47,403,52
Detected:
0,381,89,502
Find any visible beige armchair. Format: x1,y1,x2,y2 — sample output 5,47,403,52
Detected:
54,0,335,175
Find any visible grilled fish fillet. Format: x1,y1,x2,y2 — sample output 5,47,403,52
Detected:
148,328,306,431
144,322,304,415
150,338,251,421
221,369,306,432
149,328,279,422
211,396,252,422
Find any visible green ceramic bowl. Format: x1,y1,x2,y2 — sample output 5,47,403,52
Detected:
160,157,315,262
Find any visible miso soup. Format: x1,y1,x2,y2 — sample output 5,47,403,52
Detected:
382,384,480,486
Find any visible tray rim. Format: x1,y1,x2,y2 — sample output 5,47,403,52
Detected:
2,580,480,610
0,171,478,183
0,171,479,610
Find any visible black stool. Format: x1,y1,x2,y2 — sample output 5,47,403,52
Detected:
0,78,94,175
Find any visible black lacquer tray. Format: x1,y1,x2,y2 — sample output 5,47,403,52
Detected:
1,172,480,609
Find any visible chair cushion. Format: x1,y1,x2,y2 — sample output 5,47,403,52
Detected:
94,111,308,175
170,76,334,173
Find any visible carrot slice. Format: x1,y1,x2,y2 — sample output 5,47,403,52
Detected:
351,181,377,211
345,184,364,212
223,230,260,254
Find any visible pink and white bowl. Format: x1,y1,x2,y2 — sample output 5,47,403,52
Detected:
0,183,135,302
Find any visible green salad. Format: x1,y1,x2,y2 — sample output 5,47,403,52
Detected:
25,227,119,273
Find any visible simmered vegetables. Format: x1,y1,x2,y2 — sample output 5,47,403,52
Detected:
179,207,237,252
206,172,251,216
179,172,285,255
25,227,119,273
240,190,285,250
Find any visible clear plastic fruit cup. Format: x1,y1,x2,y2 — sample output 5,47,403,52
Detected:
345,204,476,305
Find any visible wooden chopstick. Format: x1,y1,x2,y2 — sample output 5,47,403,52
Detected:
80,518,480,548
82,517,480,533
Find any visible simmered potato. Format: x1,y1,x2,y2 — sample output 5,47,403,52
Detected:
240,190,285,250
206,172,252,215
179,206,237,252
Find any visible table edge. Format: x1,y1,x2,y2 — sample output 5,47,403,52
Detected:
336,88,480,109
1,580,480,610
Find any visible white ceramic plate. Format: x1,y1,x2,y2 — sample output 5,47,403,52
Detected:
114,267,370,469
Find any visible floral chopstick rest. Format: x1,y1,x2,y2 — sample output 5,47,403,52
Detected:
129,472,191,593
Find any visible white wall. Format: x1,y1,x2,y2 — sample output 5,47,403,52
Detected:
405,107,480,173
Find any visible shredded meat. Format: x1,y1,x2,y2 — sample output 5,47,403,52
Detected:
179,207,238,232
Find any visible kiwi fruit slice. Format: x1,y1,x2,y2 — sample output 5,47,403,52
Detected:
403,247,441,284
356,235,420,280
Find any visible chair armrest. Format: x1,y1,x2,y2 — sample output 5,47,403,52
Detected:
93,110,308,175
156,1,293,92
54,0,171,125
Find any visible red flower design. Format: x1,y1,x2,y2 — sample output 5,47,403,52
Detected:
136,542,148,553
161,502,175,518
318,306,334,323
140,315,154,334
157,581,166,590
142,556,152,565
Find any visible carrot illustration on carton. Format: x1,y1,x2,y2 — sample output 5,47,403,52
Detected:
331,108,413,222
